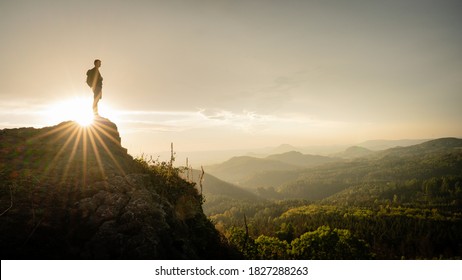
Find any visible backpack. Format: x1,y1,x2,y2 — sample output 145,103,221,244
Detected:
86,69,93,87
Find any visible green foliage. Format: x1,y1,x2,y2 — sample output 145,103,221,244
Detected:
133,155,203,205
227,225,372,260
227,227,257,259
215,189,462,259
276,222,295,242
255,235,290,259
208,140,462,259
277,204,462,259
290,226,373,259
134,154,185,183
130,155,240,258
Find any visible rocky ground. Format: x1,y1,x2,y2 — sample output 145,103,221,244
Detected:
0,117,231,259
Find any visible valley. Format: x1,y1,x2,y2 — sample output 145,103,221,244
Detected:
196,138,462,259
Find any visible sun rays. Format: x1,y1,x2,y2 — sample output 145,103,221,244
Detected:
32,117,127,187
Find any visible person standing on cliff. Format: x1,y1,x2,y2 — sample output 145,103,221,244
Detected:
86,59,103,115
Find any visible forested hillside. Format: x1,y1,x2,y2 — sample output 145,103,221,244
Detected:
205,156,300,184
203,138,462,259
187,169,263,216
205,151,339,189
278,138,462,200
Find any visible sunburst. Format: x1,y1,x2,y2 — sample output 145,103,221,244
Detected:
33,116,127,188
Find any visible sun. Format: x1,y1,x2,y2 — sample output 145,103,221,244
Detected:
44,97,95,126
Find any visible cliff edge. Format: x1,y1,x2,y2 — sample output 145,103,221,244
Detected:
0,117,230,259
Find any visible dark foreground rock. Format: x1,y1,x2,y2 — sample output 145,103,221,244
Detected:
0,118,231,259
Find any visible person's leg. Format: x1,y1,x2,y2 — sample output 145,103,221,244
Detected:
93,89,102,115
92,97,98,114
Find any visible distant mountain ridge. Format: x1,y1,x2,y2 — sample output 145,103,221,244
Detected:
378,137,462,156
204,137,462,200
266,151,337,167
205,150,339,185
271,144,301,154
357,139,430,150
205,156,300,184
334,146,374,159
277,137,462,200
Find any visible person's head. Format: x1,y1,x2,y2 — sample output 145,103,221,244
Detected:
94,59,101,68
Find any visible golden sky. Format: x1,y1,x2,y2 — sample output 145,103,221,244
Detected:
1,0,461,156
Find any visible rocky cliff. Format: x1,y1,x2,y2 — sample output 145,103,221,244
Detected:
0,117,230,259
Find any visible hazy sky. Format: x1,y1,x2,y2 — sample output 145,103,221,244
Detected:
1,0,461,156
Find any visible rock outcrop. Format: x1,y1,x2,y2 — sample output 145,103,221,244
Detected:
0,117,230,259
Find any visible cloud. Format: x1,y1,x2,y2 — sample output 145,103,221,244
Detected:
117,108,273,133
198,108,280,132
114,107,322,134
0,101,51,128
195,108,352,134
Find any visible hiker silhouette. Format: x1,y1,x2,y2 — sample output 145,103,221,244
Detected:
86,59,103,115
